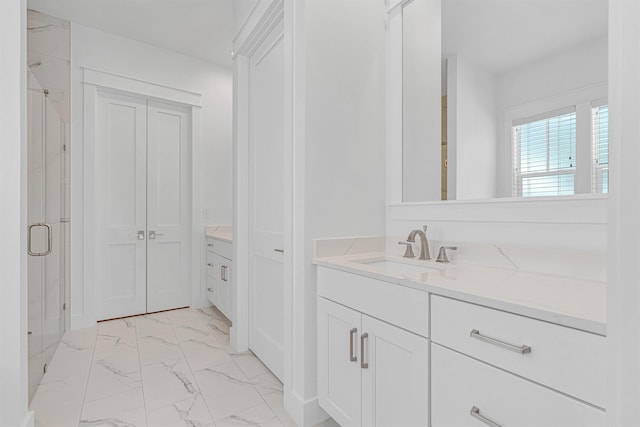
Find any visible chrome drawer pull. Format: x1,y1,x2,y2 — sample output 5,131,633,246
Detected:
349,328,357,362
470,406,503,427
470,329,531,354
360,333,369,369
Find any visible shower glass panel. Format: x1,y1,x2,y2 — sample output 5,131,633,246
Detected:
27,72,67,401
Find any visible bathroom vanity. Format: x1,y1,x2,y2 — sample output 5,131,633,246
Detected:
314,241,606,426
205,226,233,321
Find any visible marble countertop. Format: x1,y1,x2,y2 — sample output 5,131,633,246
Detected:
205,225,232,243
314,252,606,335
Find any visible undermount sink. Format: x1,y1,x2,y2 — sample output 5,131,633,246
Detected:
354,258,439,276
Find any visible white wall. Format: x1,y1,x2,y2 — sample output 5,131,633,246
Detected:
497,36,607,111
292,0,387,417
0,1,34,426
448,55,498,200
70,24,232,328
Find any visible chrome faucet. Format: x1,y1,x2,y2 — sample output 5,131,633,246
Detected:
406,226,431,260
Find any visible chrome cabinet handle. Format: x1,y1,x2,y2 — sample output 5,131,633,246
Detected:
349,328,358,362
470,406,503,427
27,223,52,256
360,333,369,369
207,287,213,292
207,263,213,267
274,248,284,253
222,265,228,281
208,243,214,247
137,230,145,240
470,329,531,354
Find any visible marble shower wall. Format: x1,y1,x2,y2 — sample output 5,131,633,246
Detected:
27,9,70,124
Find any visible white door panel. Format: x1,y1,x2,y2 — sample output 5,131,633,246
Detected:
95,91,147,320
146,101,190,312
249,20,285,380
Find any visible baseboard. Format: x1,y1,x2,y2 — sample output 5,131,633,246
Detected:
21,411,35,427
284,390,330,427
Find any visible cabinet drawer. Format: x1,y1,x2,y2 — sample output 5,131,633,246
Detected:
431,344,606,427
206,251,217,278
206,237,232,260
317,266,429,337
431,295,605,407
206,275,216,305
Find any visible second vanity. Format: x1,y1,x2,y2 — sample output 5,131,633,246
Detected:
205,226,233,321
314,240,606,427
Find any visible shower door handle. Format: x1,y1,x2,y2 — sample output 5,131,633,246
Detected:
28,223,52,256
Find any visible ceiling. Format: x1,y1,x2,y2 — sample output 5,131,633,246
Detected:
442,0,608,74
27,0,234,67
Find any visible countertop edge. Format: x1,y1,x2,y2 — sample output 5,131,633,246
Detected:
314,256,607,336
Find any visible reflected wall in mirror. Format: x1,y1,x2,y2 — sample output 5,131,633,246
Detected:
402,0,608,202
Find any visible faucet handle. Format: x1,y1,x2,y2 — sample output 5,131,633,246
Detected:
398,241,415,259
436,246,457,263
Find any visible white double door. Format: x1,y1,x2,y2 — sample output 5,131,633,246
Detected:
95,91,190,321
248,21,285,380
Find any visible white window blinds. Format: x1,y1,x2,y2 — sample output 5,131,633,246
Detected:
591,103,609,194
512,107,577,197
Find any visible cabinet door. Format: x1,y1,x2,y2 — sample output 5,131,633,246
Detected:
361,314,429,427
318,298,362,427
217,257,231,319
219,259,232,320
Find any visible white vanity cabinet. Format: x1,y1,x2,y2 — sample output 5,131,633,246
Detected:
430,295,606,426
205,237,232,320
317,267,429,427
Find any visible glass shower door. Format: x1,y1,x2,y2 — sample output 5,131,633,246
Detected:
27,73,66,400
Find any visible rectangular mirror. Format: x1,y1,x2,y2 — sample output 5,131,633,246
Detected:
401,0,608,202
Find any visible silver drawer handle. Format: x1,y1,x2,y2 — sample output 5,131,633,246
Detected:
470,329,531,354
207,263,213,267
207,287,213,292
470,406,503,427
360,333,369,369
349,328,357,362
274,248,284,253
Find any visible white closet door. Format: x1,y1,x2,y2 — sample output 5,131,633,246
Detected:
248,20,285,380
95,91,148,320
146,101,190,312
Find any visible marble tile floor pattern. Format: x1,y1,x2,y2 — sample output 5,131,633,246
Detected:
30,306,338,427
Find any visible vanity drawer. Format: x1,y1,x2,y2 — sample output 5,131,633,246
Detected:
317,266,429,337
431,295,605,407
206,251,217,278
206,237,232,259
431,344,606,427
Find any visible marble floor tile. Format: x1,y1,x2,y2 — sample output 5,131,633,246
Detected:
215,403,284,427
146,395,215,427
250,371,284,397
30,307,322,427
194,360,264,421
180,335,233,371
137,334,182,366
140,356,200,411
263,391,299,427
84,352,142,403
231,351,271,379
